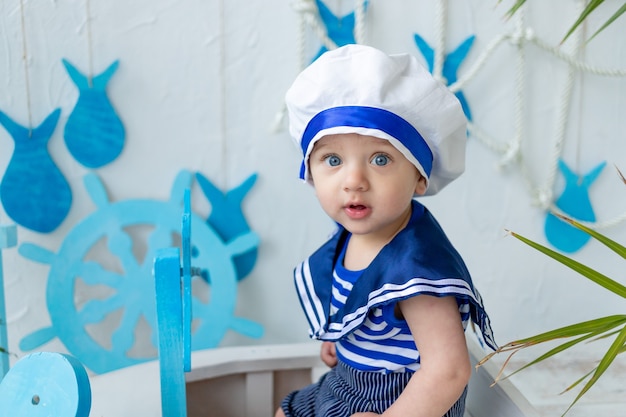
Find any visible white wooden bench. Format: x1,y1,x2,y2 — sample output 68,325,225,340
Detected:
89,337,539,417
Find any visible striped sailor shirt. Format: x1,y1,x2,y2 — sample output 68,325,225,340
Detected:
330,238,471,373
293,200,497,370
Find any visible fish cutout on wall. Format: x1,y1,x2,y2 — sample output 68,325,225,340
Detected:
62,59,125,168
0,109,72,233
414,33,475,121
312,0,369,62
195,172,258,282
544,159,606,253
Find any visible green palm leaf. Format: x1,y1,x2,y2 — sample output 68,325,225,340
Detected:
507,230,626,298
501,329,614,381
500,315,626,348
499,0,527,19
498,0,624,44
482,316,626,381
484,218,626,414
586,3,626,43
561,0,606,43
562,343,626,394
562,368,595,394
562,326,626,415
552,214,626,259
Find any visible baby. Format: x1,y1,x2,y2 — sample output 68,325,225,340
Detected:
277,44,496,417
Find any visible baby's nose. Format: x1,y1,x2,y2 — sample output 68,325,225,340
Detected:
343,164,368,191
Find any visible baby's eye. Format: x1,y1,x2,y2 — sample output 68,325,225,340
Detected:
324,155,342,167
371,153,390,166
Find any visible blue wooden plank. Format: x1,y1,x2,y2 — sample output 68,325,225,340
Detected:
154,247,187,417
182,189,192,372
0,224,17,380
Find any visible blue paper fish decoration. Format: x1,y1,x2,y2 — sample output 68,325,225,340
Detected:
544,159,606,253
414,33,475,121
195,172,258,282
0,109,72,233
312,0,369,62
62,59,125,168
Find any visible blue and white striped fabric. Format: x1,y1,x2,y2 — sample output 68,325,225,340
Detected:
329,263,359,317
293,200,497,353
281,361,468,417
328,232,472,373
335,306,419,372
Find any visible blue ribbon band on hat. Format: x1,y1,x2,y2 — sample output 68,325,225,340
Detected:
299,106,433,180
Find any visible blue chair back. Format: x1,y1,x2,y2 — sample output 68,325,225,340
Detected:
154,189,193,417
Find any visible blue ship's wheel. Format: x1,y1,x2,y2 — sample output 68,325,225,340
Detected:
19,170,262,374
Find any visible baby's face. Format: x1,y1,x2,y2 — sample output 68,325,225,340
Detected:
308,133,426,240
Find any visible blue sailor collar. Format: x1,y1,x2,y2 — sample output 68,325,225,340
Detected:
294,200,497,350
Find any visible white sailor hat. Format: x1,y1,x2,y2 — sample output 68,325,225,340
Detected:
285,44,467,196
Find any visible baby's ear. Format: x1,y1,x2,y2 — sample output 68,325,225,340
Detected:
414,176,428,195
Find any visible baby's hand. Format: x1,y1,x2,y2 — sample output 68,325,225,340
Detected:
320,341,337,367
350,413,380,416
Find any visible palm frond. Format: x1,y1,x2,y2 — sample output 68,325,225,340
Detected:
484,215,626,414
561,0,605,43
617,166,626,184
497,315,626,349
499,0,624,44
500,0,527,19
489,315,626,375
507,230,626,298
584,2,626,43
552,214,626,259
563,326,626,414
